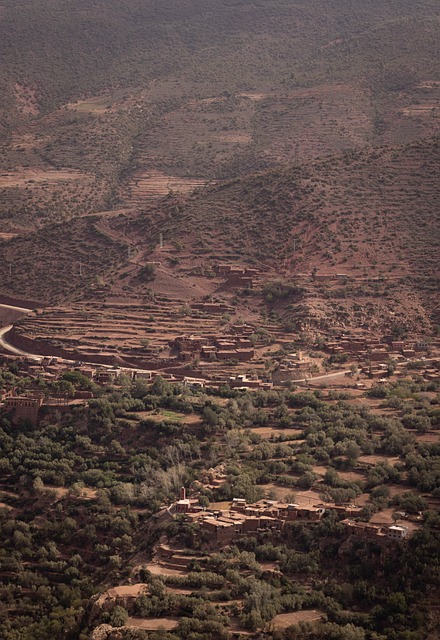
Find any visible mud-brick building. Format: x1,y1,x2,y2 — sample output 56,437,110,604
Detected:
201,516,241,546
4,395,44,426
341,519,384,539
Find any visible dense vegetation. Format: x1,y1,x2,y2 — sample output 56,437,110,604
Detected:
0,361,439,639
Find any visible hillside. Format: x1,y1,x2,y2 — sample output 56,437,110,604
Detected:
126,135,440,332
2,136,438,368
0,216,128,304
2,0,439,111
1,0,440,234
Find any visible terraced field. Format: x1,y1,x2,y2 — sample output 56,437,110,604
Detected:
123,171,208,207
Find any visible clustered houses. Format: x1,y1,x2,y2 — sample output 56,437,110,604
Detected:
0,354,160,387
0,353,164,425
169,492,412,548
231,498,326,521
215,264,260,288
273,351,316,382
325,333,436,362
171,494,347,546
171,332,255,363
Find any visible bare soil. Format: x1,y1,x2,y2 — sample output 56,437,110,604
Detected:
125,616,179,630
0,168,90,188
248,426,303,440
270,610,325,629
358,455,401,466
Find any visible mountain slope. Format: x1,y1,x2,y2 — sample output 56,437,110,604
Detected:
1,137,437,334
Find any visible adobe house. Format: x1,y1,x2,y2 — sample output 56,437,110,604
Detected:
215,265,234,276
183,377,206,389
234,349,255,362
241,516,260,533
225,274,253,288
236,338,253,348
4,395,44,426
172,335,208,352
201,516,241,546
369,349,389,362
341,519,384,539
134,370,153,380
229,375,273,390
200,345,217,359
230,324,254,336
322,503,363,517
217,350,238,361
279,504,325,521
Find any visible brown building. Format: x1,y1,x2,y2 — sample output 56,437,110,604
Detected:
234,349,255,362
217,350,239,361
201,517,241,546
4,396,44,426
341,519,384,539
172,335,208,352
369,349,389,362
278,504,325,521
230,324,254,336
229,375,273,390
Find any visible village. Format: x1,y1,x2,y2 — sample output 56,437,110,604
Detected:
1,311,439,428
165,489,413,548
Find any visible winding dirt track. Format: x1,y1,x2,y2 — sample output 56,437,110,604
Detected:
0,324,33,356
0,304,33,355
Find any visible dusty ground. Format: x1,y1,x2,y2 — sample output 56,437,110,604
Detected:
370,508,422,533
358,455,401,466
107,584,147,598
248,427,304,440
269,610,325,629
125,616,179,630
261,486,323,503
144,563,186,576
0,168,90,188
